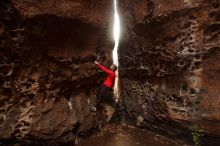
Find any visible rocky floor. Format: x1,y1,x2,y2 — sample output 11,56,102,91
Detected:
78,124,178,146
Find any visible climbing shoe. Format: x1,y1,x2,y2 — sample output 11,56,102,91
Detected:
88,105,97,112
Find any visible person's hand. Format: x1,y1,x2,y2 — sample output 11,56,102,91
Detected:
94,61,99,65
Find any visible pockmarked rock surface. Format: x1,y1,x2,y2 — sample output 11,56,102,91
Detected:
0,0,115,145
118,0,220,144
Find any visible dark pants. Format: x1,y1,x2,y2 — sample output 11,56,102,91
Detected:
96,84,112,108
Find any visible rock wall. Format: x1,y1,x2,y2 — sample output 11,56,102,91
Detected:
0,0,114,145
1,0,220,145
118,0,220,144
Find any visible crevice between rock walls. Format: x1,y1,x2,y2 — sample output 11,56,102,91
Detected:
1,0,220,146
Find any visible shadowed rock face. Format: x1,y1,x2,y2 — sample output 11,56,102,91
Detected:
118,0,220,144
0,0,114,145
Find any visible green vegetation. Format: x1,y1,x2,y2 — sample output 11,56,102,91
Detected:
189,124,204,146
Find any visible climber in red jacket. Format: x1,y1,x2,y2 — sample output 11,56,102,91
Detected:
88,61,117,112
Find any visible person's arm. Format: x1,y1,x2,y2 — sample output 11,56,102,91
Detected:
95,61,113,75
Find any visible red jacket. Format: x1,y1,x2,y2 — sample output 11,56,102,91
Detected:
97,64,115,88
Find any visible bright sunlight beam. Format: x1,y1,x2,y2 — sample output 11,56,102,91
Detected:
113,0,120,66
113,0,120,101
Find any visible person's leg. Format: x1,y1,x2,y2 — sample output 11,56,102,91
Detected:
88,84,110,112
88,84,104,112
96,84,109,109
